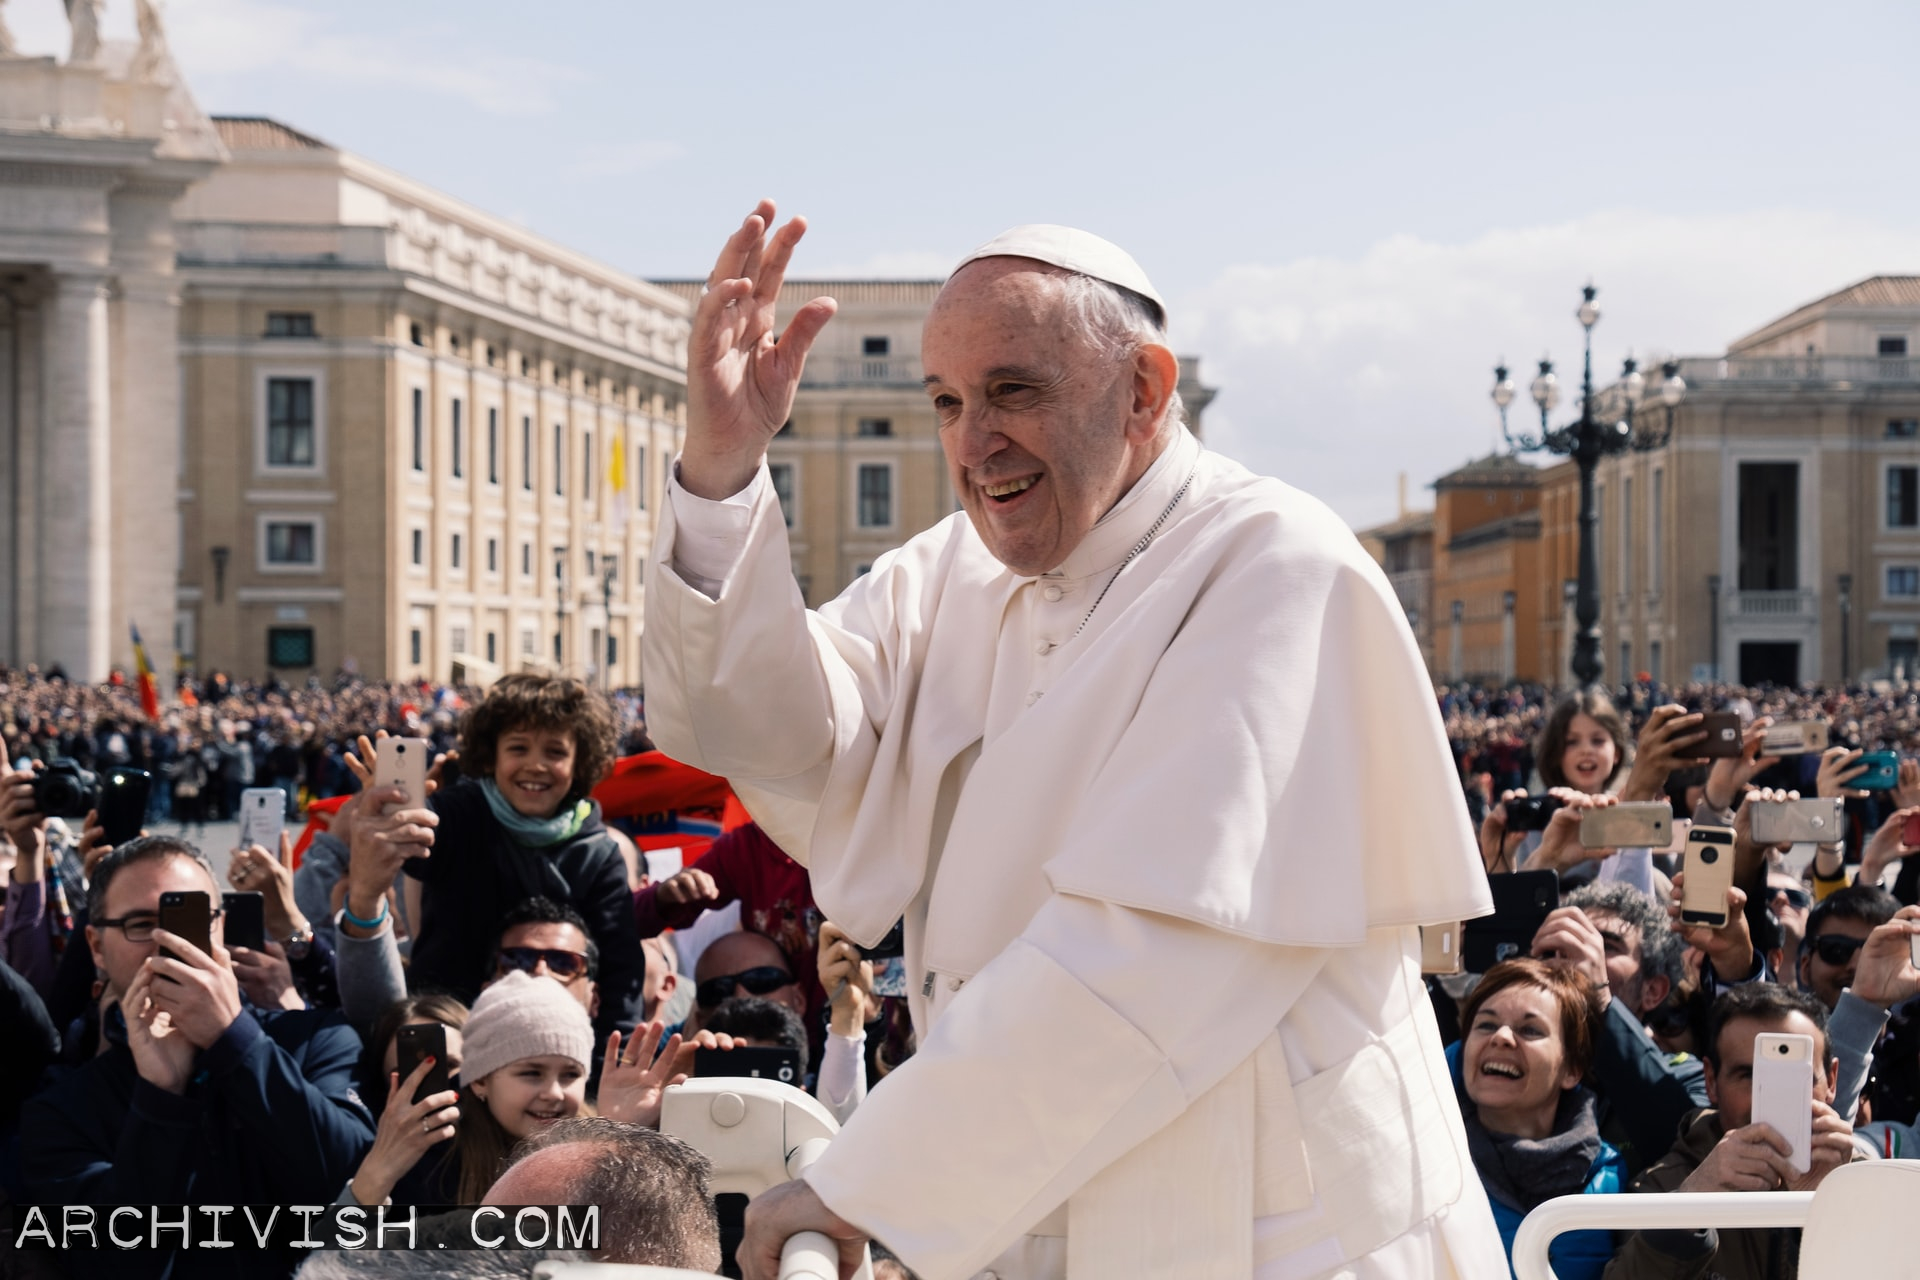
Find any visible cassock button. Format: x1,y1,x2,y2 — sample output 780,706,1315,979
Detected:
1035,640,1054,655
1042,585,1064,602
1026,691,1042,706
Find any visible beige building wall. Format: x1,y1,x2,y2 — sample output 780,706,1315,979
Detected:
176,118,689,684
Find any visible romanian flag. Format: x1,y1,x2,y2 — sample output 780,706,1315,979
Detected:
129,622,160,722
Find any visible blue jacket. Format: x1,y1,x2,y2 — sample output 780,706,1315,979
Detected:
1447,1041,1625,1280
20,1002,375,1279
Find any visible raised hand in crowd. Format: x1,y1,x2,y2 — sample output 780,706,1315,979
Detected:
228,830,305,941
1667,873,1758,985
1732,787,1797,880
655,866,722,913
1703,717,1780,813
1893,757,1920,812
1528,905,1613,1012
1847,905,1920,1010
0,733,45,870
1477,788,1530,874
120,961,197,1095
340,785,436,939
1525,790,1616,876
1856,806,1919,891
818,921,876,1038
231,941,304,1011
74,808,123,879
349,1055,461,1207
145,926,244,1050
1620,705,1710,802
1815,745,1870,801
597,1020,693,1129
1681,1100,1853,1193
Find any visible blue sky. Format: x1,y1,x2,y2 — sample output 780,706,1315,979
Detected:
15,0,1920,526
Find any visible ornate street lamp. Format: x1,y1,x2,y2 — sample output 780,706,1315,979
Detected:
1491,285,1685,689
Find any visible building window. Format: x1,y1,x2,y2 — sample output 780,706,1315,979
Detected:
409,323,424,347
585,549,597,579
451,626,468,655
265,312,316,338
410,629,423,665
857,463,892,528
1890,419,1919,439
553,424,565,496
1880,335,1909,357
770,462,796,528
1649,640,1663,686
451,533,463,570
584,429,594,501
521,542,532,577
862,336,890,356
263,520,317,566
1621,476,1633,593
486,537,498,573
635,445,648,510
1620,641,1632,678
1650,470,1664,592
411,528,425,567
553,632,563,663
1889,466,1919,528
856,418,892,438
486,631,497,663
607,635,619,667
1889,566,1920,598
411,388,425,471
487,408,499,483
266,378,315,467
451,400,464,478
267,627,315,668
521,416,533,491
521,627,536,656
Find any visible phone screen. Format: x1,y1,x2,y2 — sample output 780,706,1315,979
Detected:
693,1045,802,1086
395,1023,453,1103
221,892,266,952
100,768,152,848
157,890,213,962
238,789,287,853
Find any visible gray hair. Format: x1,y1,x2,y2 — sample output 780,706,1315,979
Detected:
295,1246,582,1278
505,1116,720,1273
1566,881,1686,991
1056,272,1186,432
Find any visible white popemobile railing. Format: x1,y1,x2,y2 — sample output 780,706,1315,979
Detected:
1511,1160,1920,1280
536,1076,871,1280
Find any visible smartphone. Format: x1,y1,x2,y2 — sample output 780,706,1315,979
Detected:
1681,826,1737,927
1751,1031,1815,1175
1760,721,1829,756
1503,794,1564,833
1660,818,1694,857
1420,923,1464,976
99,767,152,848
1750,797,1845,847
1855,751,1900,791
1579,802,1673,849
694,1045,802,1086
157,889,213,962
1699,712,1745,758
1904,812,1920,849
373,738,432,812
237,787,287,854
221,891,266,952
1462,871,1560,973
395,1022,454,1103
1911,930,1920,974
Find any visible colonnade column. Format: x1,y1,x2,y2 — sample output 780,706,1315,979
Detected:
42,271,111,680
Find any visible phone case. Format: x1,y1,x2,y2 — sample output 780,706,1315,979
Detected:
238,788,286,853
1420,923,1464,975
1661,818,1694,857
100,768,151,847
1857,752,1901,791
1579,802,1673,849
1681,829,1736,926
1750,797,1845,846
1760,722,1829,755
1699,713,1745,758
1461,871,1560,972
1751,1032,1815,1175
221,891,266,952
373,738,432,811
158,890,213,960
395,1023,453,1103
694,1045,802,1085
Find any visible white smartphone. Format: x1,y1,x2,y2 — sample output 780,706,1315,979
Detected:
1911,929,1919,974
237,787,286,853
1751,1031,1815,1175
1681,826,1736,927
373,737,432,813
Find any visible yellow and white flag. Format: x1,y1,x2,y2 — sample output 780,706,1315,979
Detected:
608,428,628,531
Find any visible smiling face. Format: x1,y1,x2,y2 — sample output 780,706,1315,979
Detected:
1463,982,1582,1139
492,726,577,819
922,259,1173,576
470,1054,586,1142
1560,713,1620,795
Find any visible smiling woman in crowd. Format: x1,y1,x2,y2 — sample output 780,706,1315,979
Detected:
1450,958,1621,1280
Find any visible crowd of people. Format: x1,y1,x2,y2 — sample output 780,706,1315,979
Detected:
2,661,1919,1277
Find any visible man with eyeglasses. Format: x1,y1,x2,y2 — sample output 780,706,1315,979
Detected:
1801,885,1900,1012
689,930,806,1036
19,835,373,1279
488,895,602,1019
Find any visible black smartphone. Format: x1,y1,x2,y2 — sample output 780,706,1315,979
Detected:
694,1045,802,1087
221,891,266,952
857,920,906,962
1503,794,1564,833
395,1023,454,1103
100,767,152,848
1461,871,1560,973
157,890,212,962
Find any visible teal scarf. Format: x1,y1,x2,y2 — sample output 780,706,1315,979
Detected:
479,778,590,848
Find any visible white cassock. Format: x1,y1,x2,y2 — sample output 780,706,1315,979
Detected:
644,425,1507,1280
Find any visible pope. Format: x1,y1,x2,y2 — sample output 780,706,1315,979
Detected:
642,201,1507,1280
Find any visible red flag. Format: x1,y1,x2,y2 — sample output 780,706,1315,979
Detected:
129,623,160,722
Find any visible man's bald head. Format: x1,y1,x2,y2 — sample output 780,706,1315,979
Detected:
693,929,805,1021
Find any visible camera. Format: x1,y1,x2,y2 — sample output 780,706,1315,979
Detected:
1698,845,1718,864
30,758,98,819
857,919,906,962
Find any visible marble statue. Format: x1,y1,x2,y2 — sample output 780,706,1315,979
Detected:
66,0,103,65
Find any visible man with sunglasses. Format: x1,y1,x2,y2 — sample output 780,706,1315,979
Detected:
689,930,806,1035
19,836,373,1278
1801,885,1900,1012
490,895,601,1019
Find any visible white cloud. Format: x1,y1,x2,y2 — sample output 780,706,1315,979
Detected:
1177,209,1920,530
